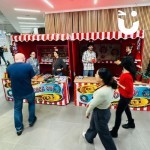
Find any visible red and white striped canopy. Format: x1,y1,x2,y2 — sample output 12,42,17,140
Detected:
11,34,70,42
71,30,144,41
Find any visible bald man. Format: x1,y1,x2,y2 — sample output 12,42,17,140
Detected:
7,53,37,136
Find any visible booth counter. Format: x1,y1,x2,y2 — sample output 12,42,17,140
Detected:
2,75,70,106
74,77,150,111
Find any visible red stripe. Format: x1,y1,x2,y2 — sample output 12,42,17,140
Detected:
74,83,77,106
88,33,91,40
79,33,81,40
115,32,118,39
133,32,137,39
122,33,125,39
110,32,113,39
35,35,37,40
74,33,76,40
17,36,19,42
21,35,24,42
139,30,143,38
99,32,102,40
94,33,97,40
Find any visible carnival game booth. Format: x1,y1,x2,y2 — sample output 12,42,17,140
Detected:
73,30,150,111
2,34,73,106
11,34,73,79
71,30,144,76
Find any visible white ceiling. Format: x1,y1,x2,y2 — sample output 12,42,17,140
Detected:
0,0,150,34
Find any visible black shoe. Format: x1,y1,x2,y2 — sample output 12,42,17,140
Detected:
29,116,37,127
17,126,24,136
122,122,135,129
110,129,118,138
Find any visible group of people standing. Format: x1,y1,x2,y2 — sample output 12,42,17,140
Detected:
6,43,136,150
82,43,136,149
26,50,66,76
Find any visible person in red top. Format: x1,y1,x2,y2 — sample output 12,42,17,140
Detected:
110,57,136,138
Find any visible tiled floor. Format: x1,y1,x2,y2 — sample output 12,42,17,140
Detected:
0,51,150,150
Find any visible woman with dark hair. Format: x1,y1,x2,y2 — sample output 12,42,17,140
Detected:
110,57,136,138
26,51,39,75
52,51,66,76
82,68,117,150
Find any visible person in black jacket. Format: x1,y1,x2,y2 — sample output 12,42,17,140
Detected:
114,45,134,66
52,51,66,76
0,46,7,65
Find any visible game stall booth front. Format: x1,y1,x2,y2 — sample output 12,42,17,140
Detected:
72,30,150,111
2,34,73,106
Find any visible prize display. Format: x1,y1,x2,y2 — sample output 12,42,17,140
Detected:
37,45,69,64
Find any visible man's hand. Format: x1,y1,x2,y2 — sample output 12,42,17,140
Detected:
114,60,121,65
57,68,62,71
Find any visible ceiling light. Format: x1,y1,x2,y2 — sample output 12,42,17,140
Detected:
43,0,54,8
17,17,37,20
94,0,98,5
14,8,41,13
20,28,32,29
19,22,45,25
20,25,40,28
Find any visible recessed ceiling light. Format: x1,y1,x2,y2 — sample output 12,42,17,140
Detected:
94,0,98,5
19,22,45,25
14,8,41,13
43,0,54,8
20,25,40,28
17,17,37,20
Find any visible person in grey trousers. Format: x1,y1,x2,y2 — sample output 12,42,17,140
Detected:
82,68,117,150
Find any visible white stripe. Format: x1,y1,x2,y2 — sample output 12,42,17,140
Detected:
14,36,17,42
143,107,147,111
112,32,115,39
81,33,84,40
91,32,94,40
86,33,89,40
107,32,110,40
136,31,140,38
51,34,54,40
56,34,59,41
46,34,49,40
96,32,99,39
61,34,64,41
118,31,122,39
41,34,45,41
137,108,140,111
102,32,104,40
75,33,79,40
19,36,22,41
37,35,40,41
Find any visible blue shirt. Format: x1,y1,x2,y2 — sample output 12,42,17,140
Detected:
7,62,35,98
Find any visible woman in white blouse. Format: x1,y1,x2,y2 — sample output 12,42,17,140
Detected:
82,68,117,150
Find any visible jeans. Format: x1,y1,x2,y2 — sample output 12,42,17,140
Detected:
0,53,7,64
83,70,94,77
85,108,117,150
113,95,133,132
14,92,36,131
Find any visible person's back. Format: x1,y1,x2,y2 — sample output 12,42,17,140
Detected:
7,63,35,98
6,53,37,136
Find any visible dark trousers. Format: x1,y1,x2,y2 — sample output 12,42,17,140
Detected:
0,53,7,64
85,108,117,150
113,95,133,131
